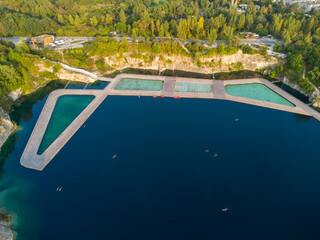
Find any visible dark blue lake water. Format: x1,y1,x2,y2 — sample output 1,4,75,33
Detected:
1,95,320,240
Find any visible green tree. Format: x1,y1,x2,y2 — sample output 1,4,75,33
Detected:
222,25,234,45
237,14,245,30
218,42,225,54
208,29,217,46
152,42,160,53
90,16,98,27
68,15,74,25
132,28,138,42
57,14,64,24
120,9,126,24
159,25,164,40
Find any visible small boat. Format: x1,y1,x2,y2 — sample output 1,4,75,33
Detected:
173,96,181,99
160,95,165,98
112,154,117,159
221,208,229,212
205,150,210,153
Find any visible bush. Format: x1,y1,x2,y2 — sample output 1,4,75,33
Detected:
234,62,244,70
152,43,160,53
43,59,53,68
41,71,56,80
95,58,105,69
53,64,62,73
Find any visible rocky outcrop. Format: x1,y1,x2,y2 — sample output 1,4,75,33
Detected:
0,226,13,240
8,89,22,102
0,213,14,240
0,110,15,151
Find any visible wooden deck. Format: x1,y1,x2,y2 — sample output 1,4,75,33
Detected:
20,74,320,171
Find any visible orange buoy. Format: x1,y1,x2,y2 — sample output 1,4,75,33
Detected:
153,95,158,98
173,96,181,99
160,95,165,98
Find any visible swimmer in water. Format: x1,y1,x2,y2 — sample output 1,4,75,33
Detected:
221,208,229,212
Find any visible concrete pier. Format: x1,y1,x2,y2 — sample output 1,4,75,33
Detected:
161,78,176,97
20,74,320,171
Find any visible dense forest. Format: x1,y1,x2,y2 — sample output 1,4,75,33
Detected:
1,0,320,95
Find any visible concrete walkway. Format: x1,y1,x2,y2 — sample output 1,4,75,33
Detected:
20,74,320,171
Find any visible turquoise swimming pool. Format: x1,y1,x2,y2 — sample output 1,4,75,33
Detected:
37,95,94,155
225,83,295,107
115,78,164,91
175,82,213,93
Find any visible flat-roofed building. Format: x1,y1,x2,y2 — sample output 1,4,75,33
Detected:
240,32,260,39
31,35,54,48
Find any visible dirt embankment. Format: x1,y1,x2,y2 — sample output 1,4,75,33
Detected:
56,68,95,82
36,62,95,83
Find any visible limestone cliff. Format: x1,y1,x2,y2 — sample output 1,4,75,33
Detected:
101,50,277,75
0,110,15,152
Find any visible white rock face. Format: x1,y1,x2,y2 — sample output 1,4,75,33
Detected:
0,226,13,240
0,109,15,151
8,88,22,101
103,50,278,75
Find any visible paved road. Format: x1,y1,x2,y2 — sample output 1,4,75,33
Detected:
0,36,284,57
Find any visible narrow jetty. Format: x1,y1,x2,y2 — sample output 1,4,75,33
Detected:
20,74,320,171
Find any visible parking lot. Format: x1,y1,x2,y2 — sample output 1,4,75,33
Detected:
48,37,95,50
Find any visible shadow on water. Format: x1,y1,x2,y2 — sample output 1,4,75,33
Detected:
293,113,313,122
275,82,309,103
66,80,108,89
104,68,262,80
0,134,18,183
10,80,68,125
104,68,159,78
0,80,72,239
0,79,89,187
0,80,68,189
